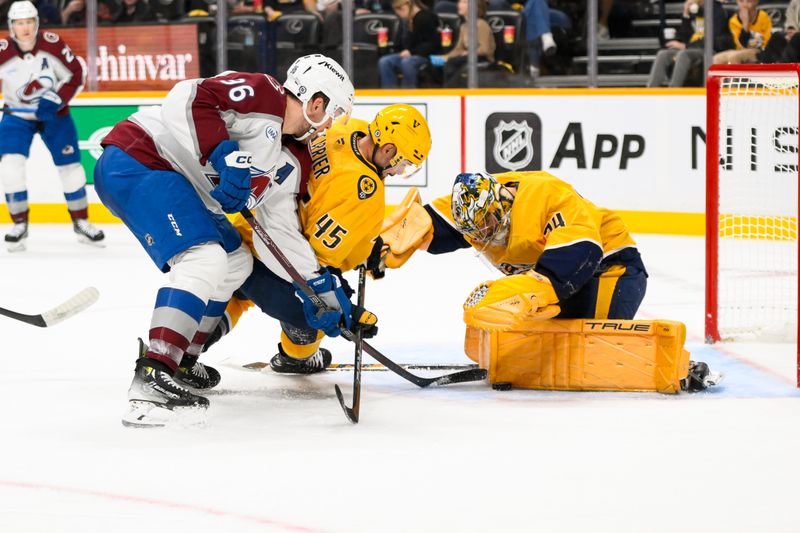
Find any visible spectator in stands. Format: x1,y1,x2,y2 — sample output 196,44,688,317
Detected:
355,0,391,13
314,0,343,50
61,0,118,24
433,0,508,13
647,0,730,87
713,0,771,64
378,0,440,88
264,0,318,20
757,0,800,62
429,0,495,87
523,0,571,78
114,0,153,22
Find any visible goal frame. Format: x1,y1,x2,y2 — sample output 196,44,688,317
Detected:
705,63,800,387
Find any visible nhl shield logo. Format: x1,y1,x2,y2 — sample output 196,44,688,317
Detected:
493,120,534,171
485,112,541,173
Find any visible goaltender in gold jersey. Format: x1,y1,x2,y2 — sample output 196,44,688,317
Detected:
373,171,721,393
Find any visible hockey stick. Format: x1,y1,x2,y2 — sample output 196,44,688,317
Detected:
334,265,366,423
2,107,35,113
239,208,487,388
0,287,99,327
243,362,480,371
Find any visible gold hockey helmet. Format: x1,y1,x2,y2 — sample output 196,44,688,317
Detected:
369,104,431,178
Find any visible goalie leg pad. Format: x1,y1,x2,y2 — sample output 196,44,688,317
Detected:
464,319,690,394
463,271,560,331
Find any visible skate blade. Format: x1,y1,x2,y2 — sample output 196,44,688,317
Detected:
121,400,207,428
77,235,106,248
6,240,26,253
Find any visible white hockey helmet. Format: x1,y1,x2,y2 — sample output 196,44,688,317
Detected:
283,54,355,130
8,1,39,39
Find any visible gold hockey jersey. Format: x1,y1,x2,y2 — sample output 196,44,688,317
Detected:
430,171,636,275
729,10,772,50
299,117,385,272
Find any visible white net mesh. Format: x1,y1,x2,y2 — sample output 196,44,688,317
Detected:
715,73,798,341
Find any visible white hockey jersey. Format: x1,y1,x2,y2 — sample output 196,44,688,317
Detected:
102,71,323,280
0,31,85,120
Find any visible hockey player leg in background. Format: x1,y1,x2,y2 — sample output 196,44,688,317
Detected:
0,1,104,251
372,170,722,393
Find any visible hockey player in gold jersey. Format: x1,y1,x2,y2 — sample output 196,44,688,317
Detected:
375,171,720,392
210,104,432,373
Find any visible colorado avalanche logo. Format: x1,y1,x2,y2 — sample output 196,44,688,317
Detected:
43,32,59,44
205,166,271,210
16,75,56,104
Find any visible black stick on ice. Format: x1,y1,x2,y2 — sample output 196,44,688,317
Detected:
335,265,366,423
0,287,99,327
239,208,487,389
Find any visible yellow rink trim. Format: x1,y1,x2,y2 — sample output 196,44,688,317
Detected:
0,204,709,235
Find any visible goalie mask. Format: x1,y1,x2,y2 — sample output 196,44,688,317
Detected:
451,172,513,244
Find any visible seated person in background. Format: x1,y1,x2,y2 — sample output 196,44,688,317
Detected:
713,0,771,64
523,0,571,78
355,0,391,14
757,0,800,63
430,0,495,87
264,0,318,20
378,0,440,88
61,0,118,24
647,0,730,87
114,0,153,22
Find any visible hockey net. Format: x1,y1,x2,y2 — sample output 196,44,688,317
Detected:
706,64,799,386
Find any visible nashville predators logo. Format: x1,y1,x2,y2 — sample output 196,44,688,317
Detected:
357,175,377,200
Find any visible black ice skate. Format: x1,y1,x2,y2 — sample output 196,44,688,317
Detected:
73,219,105,245
5,222,28,252
122,357,209,428
681,360,723,392
270,343,332,374
175,353,222,390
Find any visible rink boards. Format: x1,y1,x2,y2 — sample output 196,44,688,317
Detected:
1,88,718,234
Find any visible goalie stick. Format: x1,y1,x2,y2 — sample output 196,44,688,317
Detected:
0,287,99,327
239,208,487,388
334,265,366,423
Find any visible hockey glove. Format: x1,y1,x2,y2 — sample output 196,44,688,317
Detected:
35,91,63,122
365,237,387,279
295,268,353,337
208,140,253,213
350,305,379,339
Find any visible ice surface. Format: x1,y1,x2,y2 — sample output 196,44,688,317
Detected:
1,225,798,533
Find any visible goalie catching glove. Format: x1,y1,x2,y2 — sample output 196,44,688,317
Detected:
367,187,433,278
463,270,561,331
295,268,378,338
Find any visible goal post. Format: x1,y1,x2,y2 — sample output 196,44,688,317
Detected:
705,64,800,387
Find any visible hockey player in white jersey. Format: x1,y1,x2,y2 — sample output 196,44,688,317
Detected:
93,54,354,427
0,0,105,251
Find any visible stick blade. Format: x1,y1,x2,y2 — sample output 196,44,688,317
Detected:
334,384,359,424
41,287,100,327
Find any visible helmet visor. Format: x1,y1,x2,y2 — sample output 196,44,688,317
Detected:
384,159,420,179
